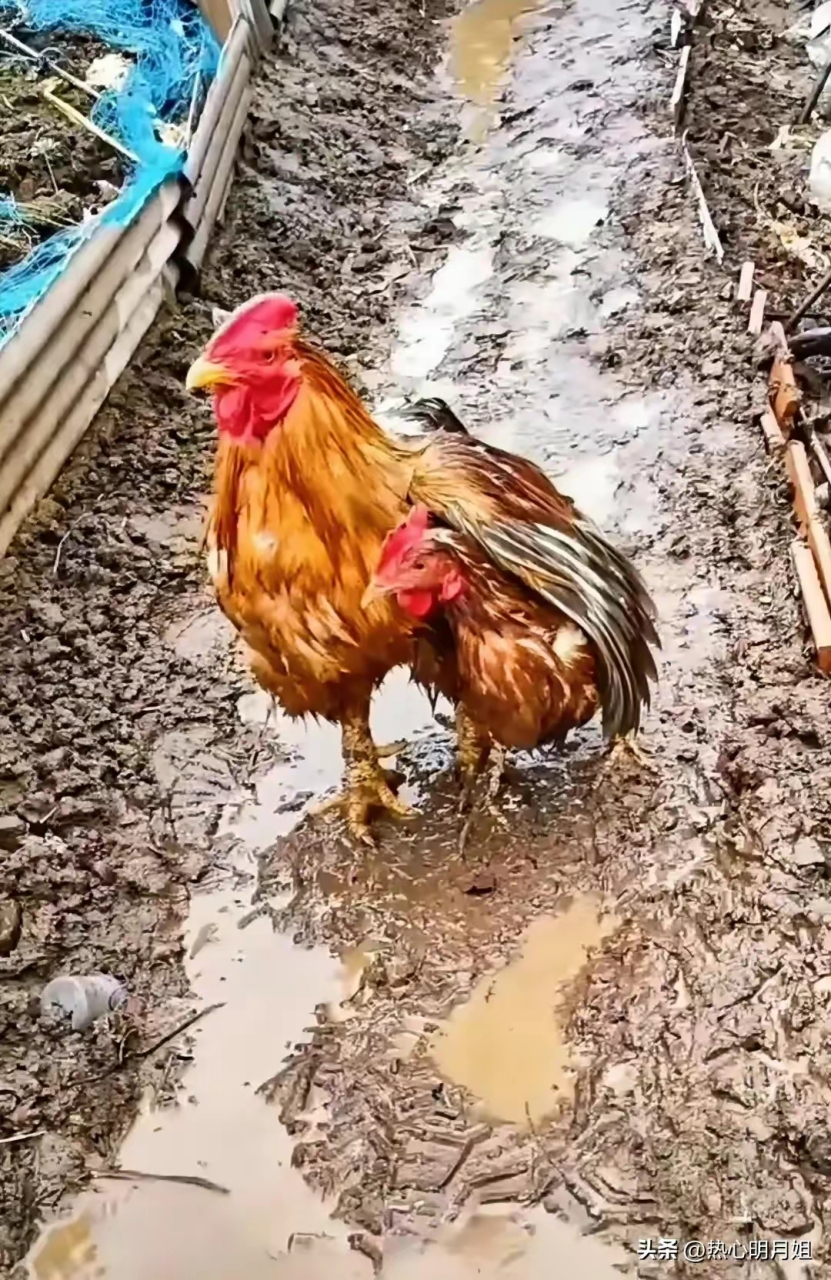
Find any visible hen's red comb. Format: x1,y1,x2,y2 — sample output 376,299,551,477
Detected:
376,504,431,576
209,293,298,358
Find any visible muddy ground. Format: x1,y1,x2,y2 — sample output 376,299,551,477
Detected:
4,0,831,1274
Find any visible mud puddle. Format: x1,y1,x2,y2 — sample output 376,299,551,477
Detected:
24,655,452,1280
27,815,361,1279
385,1205,628,1278
432,898,618,1126
449,0,551,137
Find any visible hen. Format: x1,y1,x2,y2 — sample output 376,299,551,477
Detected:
365,397,660,794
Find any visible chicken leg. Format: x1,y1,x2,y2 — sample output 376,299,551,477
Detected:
455,706,515,855
309,702,414,844
455,704,492,803
598,730,657,781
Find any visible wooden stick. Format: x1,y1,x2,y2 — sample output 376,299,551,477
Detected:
0,28,100,101
133,1001,225,1059
671,46,691,127
759,409,786,454
41,86,139,164
786,440,818,527
737,261,755,302
791,539,831,672
748,289,768,335
798,56,831,125
185,71,202,148
0,1129,45,1145
95,1169,230,1195
682,133,724,262
787,264,831,332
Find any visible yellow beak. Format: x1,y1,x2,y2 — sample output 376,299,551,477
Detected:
185,353,232,392
361,580,390,609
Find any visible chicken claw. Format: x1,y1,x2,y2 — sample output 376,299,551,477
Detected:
310,769,414,845
455,704,491,801
600,731,657,778
457,743,511,857
308,707,414,844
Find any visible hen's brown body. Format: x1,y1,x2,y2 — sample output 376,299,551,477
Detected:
420,537,599,750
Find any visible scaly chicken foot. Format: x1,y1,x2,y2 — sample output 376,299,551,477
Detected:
309,708,414,844
455,704,492,807
457,743,510,857
600,731,657,779
455,706,512,856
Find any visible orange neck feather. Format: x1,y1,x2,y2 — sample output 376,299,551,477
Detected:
211,340,410,580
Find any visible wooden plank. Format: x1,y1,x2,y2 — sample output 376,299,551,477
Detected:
195,0,233,43
770,354,800,433
808,516,831,609
0,184,179,464
0,280,167,558
791,539,831,672
737,261,755,302
748,288,767,334
671,46,691,126
786,440,818,527
759,409,786,454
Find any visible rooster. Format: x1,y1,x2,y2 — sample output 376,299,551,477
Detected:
185,296,658,842
365,397,660,795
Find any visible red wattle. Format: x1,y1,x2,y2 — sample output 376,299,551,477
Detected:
397,589,436,618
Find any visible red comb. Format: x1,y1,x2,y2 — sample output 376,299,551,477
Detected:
377,504,431,574
209,293,298,357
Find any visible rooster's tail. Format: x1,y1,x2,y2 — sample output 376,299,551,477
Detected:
480,515,660,739
400,397,470,436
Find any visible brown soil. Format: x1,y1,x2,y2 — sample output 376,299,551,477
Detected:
4,0,831,1275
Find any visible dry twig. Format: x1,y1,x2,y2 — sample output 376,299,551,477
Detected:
95,1168,230,1195
41,84,138,164
0,28,100,101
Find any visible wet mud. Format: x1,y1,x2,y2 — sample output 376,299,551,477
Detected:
4,0,831,1275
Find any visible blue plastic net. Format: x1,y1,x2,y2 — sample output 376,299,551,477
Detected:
0,0,219,344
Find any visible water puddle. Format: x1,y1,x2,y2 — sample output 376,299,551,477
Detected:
224,667,447,849
533,198,609,248
385,1206,628,1278
27,867,370,1280
449,0,543,109
431,898,618,1126
391,243,494,384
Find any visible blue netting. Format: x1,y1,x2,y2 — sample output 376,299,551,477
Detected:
0,0,219,344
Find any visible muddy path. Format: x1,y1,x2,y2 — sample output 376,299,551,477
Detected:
4,0,831,1275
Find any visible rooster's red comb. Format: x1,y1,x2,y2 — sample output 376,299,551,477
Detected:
208,293,299,358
